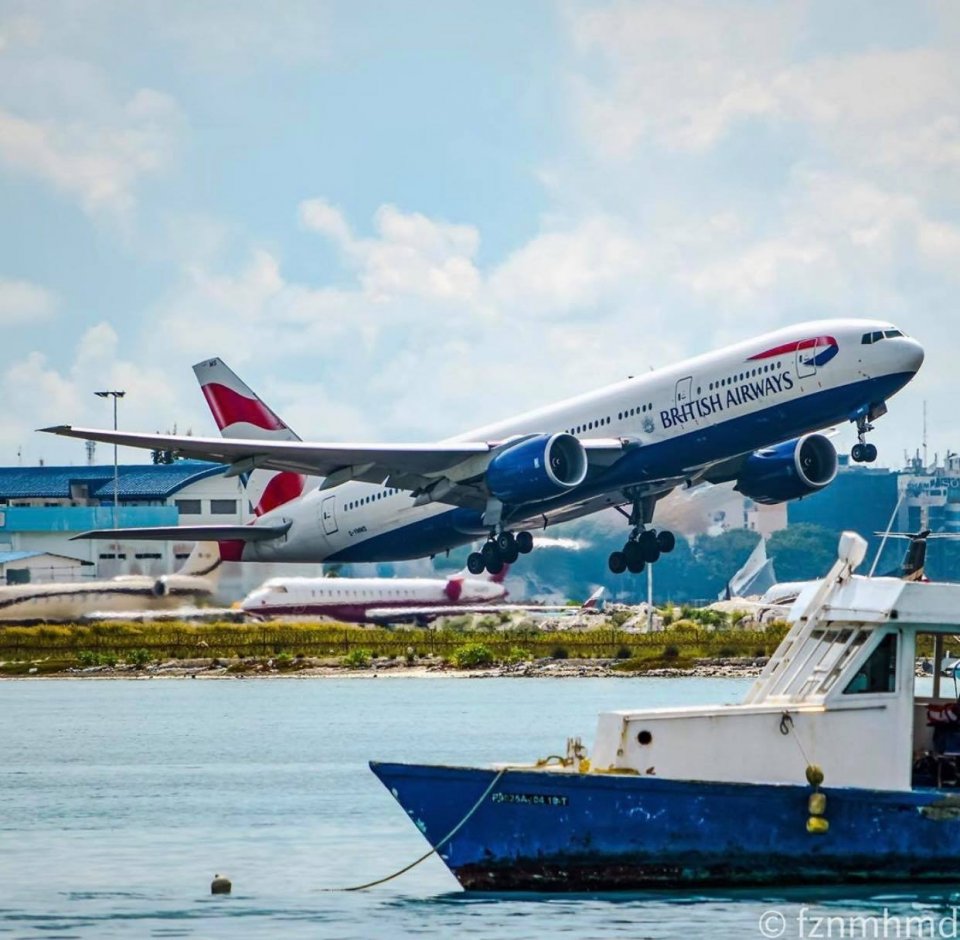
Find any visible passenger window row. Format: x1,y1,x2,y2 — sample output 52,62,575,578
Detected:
709,360,782,392
346,488,400,511
566,402,655,436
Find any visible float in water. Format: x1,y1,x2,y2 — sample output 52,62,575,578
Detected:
371,532,960,890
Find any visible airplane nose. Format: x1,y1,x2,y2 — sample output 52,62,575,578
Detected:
901,337,925,373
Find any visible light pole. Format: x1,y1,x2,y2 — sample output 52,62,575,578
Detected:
94,390,125,529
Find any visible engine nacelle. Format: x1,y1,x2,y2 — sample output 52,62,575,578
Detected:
735,433,838,505
151,578,169,598
486,433,588,504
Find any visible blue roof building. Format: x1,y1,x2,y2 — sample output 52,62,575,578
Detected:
0,461,224,503
0,461,246,582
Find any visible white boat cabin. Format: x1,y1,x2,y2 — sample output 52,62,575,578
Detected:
589,533,960,793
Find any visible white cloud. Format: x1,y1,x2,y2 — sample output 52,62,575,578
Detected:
0,89,181,215
0,6,183,216
0,277,57,324
0,323,198,465
570,1,795,156
489,216,645,317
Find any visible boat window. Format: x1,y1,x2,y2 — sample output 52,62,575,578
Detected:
274,585,288,594
844,633,898,695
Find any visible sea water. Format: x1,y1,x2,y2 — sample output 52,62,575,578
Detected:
1,677,957,939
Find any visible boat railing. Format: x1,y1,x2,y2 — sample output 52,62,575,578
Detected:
745,532,869,705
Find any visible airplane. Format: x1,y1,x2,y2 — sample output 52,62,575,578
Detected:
43,319,924,578
240,563,604,625
241,563,509,624
0,542,221,623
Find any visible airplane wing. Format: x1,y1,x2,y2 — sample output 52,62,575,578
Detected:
367,588,605,622
365,602,599,623
41,425,634,510
70,523,292,542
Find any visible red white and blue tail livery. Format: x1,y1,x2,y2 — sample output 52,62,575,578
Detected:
45,319,924,577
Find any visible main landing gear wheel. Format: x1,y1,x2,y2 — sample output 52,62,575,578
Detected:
494,531,520,564
608,529,676,575
472,530,534,576
481,541,504,575
639,530,660,564
656,530,676,553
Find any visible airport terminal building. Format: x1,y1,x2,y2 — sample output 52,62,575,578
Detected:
0,461,247,581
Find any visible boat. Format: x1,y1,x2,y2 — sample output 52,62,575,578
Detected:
371,532,960,890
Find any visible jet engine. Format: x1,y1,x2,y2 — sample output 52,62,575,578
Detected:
486,433,588,504
734,433,838,505
151,578,169,597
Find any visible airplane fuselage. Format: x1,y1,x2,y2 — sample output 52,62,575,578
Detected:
239,319,921,565
0,575,215,623
242,574,506,623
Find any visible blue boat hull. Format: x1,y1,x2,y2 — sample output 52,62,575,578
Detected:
370,762,960,891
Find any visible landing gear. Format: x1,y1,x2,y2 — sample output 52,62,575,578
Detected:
468,529,534,575
851,416,878,464
608,493,676,575
515,531,534,554
495,531,520,564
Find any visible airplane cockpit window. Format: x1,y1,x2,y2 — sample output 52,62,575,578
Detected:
884,329,903,338
862,331,889,344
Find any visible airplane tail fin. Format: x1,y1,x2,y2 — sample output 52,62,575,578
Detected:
175,541,223,581
900,530,930,581
580,586,605,611
193,357,306,517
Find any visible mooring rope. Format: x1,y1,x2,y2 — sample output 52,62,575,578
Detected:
325,767,507,892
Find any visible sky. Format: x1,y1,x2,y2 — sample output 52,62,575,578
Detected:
1,0,958,471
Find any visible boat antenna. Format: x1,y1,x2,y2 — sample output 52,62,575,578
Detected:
868,490,906,577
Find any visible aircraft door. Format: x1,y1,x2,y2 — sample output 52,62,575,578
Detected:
796,340,817,379
674,376,695,414
320,495,339,536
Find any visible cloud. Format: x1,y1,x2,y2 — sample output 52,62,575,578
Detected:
0,6,183,216
569,2,960,176
2,323,198,466
0,89,182,216
489,216,645,318
302,199,483,304
570,1,795,156
0,277,57,324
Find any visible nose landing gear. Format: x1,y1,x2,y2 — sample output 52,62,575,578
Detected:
851,415,878,464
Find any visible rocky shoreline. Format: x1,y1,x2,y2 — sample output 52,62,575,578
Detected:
5,655,768,680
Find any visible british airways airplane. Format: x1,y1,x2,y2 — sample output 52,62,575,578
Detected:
44,319,923,577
